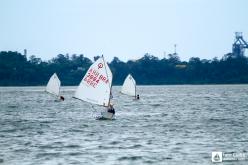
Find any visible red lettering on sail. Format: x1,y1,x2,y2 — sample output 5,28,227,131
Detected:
83,69,109,88
98,63,103,69
99,75,109,84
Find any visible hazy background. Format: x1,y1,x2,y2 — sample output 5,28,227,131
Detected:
0,0,247,62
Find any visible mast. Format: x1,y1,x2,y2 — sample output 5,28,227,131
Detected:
135,81,136,98
101,55,112,107
57,73,61,97
132,74,136,97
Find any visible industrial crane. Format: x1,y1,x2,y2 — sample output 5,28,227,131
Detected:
232,32,248,57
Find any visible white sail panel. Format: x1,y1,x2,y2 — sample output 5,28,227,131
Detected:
74,57,112,106
121,74,136,97
45,73,61,96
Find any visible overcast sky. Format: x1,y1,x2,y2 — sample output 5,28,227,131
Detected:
0,0,247,62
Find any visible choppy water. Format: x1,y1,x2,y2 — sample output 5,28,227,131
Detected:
0,85,248,165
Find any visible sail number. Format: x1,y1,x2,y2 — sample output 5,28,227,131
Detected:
84,68,109,88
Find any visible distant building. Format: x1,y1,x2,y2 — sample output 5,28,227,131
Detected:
77,67,85,71
175,64,187,69
24,49,27,56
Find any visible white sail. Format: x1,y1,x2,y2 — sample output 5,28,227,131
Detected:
74,57,112,107
121,74,136,97
45,73,61,96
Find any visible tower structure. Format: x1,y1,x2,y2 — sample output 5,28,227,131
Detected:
232,32,248,57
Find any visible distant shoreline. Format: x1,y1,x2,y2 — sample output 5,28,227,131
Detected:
1,51,248,86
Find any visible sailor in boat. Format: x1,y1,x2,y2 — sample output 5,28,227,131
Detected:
107,104,115,115
54,96,64,102
59,96,65,101
98,103,115,120
136,94,140,100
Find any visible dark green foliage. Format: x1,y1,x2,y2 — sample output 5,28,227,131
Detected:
0,51,248,86
0,51,92,86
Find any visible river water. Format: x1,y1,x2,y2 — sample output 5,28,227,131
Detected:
0,85,248,165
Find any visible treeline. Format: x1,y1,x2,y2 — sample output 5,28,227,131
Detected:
0,51,248,86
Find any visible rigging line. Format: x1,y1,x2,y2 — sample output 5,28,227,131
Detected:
91,105,98,118
91,105,97,112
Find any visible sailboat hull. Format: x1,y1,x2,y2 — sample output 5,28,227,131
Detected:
96,111,115,120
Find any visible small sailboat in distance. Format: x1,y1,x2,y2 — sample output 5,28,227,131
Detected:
45,73,64,101
121,74,139,99
74,55,115,120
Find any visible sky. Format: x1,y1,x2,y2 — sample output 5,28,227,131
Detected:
0,0,248,62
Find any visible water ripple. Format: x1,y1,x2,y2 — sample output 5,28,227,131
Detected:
1,85,248,165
